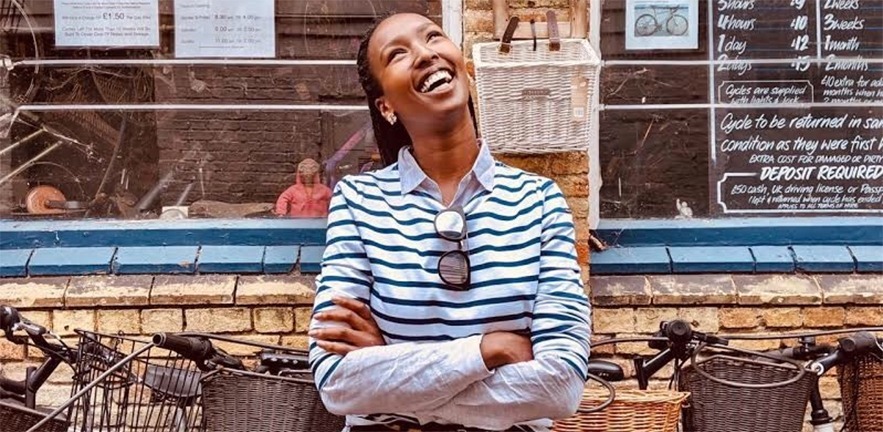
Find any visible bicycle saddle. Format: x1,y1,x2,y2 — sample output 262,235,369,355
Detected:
587,359,625,382
144,365,202,400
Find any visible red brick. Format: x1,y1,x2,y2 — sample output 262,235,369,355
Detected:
803,307,846,328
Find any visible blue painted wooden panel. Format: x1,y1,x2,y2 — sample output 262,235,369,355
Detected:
198,246,265,274
29,247,115,276
264,246,299,274
0,249,33,277
590,247,671,275
792,245,855,273
668,246,755,273
750,246,796,273
114,246,199,274
595,217,883,247
848,246,883,272
0,219,327,249
299,246,326,274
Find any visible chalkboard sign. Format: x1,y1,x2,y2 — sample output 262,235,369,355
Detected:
598,0,882,218
711,0,883,214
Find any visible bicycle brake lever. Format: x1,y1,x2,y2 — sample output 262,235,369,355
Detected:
699,333,729,346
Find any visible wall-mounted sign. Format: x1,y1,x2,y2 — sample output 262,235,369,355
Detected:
711,0,883,214
625,0,699,50
174,0,276,58
54,0,159,47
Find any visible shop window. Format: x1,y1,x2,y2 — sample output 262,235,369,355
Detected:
1,0,444,220
598,0,882,219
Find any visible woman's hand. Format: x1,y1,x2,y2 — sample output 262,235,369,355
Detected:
480,332,534,370
309,296,385,355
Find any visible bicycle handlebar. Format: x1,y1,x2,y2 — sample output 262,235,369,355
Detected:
650,319,730,351
152,333,213,362
0,305,20,331
632,319,730,389
152,333,244,370
814,331,882,373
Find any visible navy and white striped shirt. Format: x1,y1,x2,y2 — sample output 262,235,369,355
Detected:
309,144,591,431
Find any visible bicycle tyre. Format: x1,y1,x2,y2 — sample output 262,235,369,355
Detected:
634,14,657,37
666,14,689,36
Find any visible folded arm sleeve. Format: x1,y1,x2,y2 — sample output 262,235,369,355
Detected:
309,180,493,416
415,182,592,430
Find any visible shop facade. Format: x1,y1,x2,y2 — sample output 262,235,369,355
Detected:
1,0,881,426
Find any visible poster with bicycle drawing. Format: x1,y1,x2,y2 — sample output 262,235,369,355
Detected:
625,0,698,50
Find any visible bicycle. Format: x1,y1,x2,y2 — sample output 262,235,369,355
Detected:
155,332,616,432
0,305,76,432
634,5,688,37
26,331,345,432
2,305,188,432
742,329,883,432
151,332,343,432
578,319,816,432
556,319,727,432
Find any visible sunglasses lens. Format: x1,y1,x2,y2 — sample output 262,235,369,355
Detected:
439,252,469,286
436,209,465,240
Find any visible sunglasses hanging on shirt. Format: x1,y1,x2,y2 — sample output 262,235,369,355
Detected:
434,206,471,290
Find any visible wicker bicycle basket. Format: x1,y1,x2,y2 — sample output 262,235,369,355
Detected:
838,354,883,432
200,368,344,432
553,389,688,432
678,355,816,432
0,399,70,432
472,39,601,154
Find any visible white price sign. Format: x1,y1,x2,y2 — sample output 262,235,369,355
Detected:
175,0,276,58
54,0,159,47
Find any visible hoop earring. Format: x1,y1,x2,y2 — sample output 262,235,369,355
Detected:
385,113,397,125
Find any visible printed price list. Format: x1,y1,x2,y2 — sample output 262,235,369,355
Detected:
175,0,275,58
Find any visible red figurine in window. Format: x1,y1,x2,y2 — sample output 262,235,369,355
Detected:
275,158,332,218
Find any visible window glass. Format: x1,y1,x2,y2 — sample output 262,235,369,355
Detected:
0,0,442,219
599,0,882,218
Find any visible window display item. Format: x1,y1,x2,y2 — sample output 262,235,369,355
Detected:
275,158,332,218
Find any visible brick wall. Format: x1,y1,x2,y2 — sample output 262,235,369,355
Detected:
0,275,314,408
3,273,879,431
153,26,374,205
153,1,445,206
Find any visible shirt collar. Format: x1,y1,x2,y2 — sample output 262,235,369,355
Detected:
398,140,495,196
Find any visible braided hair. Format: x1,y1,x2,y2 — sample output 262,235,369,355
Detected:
356,13,478,167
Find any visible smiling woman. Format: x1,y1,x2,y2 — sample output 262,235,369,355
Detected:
355,13,479,168
307,12,591,432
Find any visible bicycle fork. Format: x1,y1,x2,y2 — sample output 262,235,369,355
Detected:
809,384,834,432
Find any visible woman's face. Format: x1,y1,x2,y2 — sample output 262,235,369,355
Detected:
367,13,470,128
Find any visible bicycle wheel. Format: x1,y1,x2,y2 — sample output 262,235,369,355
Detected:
634,14,658,36
666,14,689,36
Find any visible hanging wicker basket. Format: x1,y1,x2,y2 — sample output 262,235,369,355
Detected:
473,38,600,154
552,389,688,432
